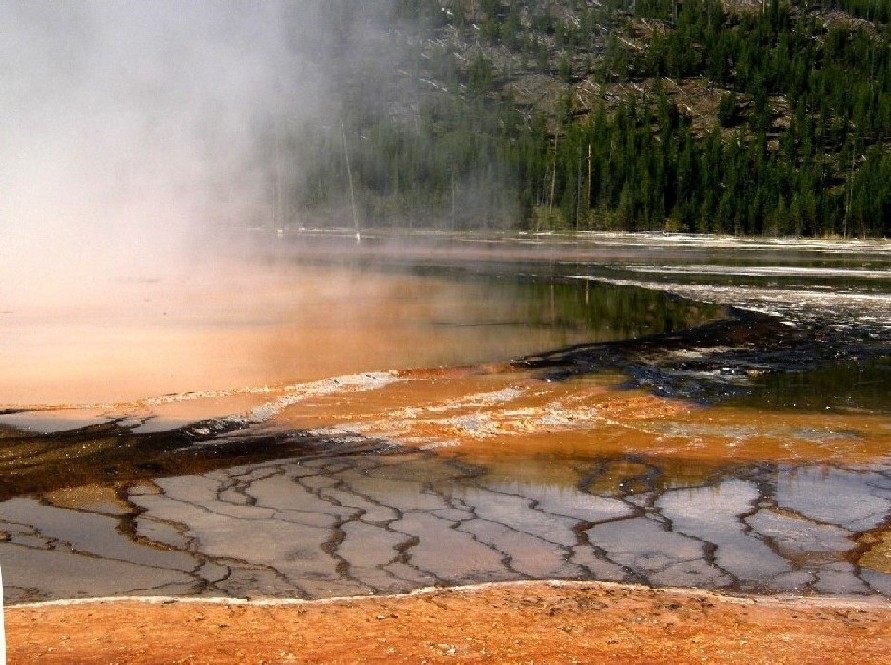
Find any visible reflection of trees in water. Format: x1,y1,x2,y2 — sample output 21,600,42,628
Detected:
517,302,891,408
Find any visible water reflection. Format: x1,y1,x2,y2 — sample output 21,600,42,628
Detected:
731,357,891,416
0,260,716,408
1,450,888,604
0,233,889,605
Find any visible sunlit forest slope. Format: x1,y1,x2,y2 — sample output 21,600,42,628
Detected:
271,0,890,237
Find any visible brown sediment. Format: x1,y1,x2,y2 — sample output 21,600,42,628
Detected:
6,581,890,664
41,483,132,514
860,530,891,575
0,420,358,502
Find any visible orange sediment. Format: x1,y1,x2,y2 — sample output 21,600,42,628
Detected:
6,581,890,664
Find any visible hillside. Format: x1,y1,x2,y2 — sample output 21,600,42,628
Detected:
274,0,890,237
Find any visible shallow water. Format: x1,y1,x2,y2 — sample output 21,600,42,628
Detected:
1,232,889,604
0,252,711,407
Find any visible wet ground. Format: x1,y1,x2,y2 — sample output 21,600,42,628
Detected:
1,232,890,605
5,447,887,603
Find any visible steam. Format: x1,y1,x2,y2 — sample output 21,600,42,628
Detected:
0,1,325,307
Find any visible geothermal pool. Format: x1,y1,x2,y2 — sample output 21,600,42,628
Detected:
1,233,890,604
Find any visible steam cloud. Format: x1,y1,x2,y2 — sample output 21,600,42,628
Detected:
1,1,329,307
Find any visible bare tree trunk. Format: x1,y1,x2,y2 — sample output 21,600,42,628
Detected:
548,134,558,227
587,143,592,215
341,121,361,243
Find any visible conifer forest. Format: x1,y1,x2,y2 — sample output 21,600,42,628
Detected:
269,1,891,238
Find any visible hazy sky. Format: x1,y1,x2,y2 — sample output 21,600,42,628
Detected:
1,1,323,304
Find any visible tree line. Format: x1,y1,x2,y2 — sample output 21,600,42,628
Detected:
283,0,890,237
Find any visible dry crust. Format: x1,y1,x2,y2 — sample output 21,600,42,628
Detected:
6,580,890,664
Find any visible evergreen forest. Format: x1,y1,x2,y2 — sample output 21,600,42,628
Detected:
270,0,891,238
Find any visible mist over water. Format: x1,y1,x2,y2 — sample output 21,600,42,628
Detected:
1,1,330,308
